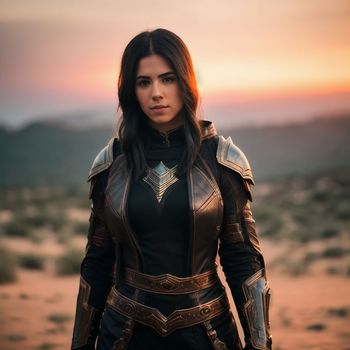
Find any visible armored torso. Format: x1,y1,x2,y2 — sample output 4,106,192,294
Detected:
128,125,190,278
71,120,271,350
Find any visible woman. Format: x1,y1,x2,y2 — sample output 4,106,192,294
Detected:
71,28,272,350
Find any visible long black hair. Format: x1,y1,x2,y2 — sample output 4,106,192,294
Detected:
117,28,202,179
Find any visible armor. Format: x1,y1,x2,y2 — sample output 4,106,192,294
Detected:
123,267,219,294
242,270,272,350
216,135,254,201
142,162,179,203
88,137,115,181
106,287,230,336
71,277,103,349
216,136,254,184
217,136,271,349
71,120,272,350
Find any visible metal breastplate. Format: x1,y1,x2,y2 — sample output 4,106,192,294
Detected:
142,161,179,203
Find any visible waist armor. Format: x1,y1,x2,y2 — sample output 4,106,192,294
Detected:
124,267,219,294
107,286,230,337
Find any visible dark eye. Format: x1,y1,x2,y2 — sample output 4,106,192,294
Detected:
137,79,150,87
163,76,176,83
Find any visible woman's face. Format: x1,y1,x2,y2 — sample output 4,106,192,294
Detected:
135,54,184,132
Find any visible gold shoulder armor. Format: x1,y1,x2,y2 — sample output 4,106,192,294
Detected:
216,135,255,185
87,138,116,181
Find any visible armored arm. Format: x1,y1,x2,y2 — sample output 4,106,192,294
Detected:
217,136,272,350
71,139,117,350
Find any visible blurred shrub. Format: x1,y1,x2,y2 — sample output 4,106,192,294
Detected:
327,307,349,318
291,228,311,243
292,211,311,225
55,248,84,275
260,218,283,239
73,221,89,235
321,247,349,259
283,261,307,276
48,313,72,324
29,231,44,244
3,221,31,237
291,226,340,243
55,229,72,245
302,252,318,265
336,209,350,220
37,342,58,350
22,214,47,228
0,245,17,283
253,208,271,223
6,334,26,341
49,217,65,232
325,266,340,275
306,323,326,331
17,253,45,270
310,191,329,202
76,197,90,209
19,293,29,299
1,187,86,238
319,228,339,239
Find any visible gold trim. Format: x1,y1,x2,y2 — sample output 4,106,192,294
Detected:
107,288,229,337
124,268,219,294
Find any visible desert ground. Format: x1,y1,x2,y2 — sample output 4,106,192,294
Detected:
1,237,350,350
1,171,349,349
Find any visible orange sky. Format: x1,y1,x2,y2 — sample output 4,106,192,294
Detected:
0,0,350,127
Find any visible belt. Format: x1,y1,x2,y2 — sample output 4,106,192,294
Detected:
106,287,229,336
124,267,219,294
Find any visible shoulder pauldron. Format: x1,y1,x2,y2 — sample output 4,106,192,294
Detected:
88,138,116,182
216,135,255,185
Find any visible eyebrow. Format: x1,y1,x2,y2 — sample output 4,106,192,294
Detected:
136,71,175,80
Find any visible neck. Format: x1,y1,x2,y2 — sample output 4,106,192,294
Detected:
148,115,183,134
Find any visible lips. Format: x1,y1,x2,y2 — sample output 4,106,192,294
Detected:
151,105,169,109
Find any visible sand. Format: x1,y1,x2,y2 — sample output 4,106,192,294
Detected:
1,239,350,350
1,270,349,349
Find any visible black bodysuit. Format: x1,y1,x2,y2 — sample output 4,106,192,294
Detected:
128,126,190,278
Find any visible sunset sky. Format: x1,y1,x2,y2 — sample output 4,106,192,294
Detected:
1,0,350,128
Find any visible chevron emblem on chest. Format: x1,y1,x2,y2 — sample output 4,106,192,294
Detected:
142,161,179,203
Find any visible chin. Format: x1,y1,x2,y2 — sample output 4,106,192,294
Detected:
149,116,176,124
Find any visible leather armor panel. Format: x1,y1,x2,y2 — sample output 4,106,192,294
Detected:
189,163,224,274
104,154,142,271
103,148,225,277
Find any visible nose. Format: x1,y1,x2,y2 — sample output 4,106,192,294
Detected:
151,81,163,101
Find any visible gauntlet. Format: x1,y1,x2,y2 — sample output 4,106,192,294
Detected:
71,277,103,349
240,269,272,350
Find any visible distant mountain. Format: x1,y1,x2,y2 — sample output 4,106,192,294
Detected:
224,115,350,180
0,122,115,187
0,115,349,187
